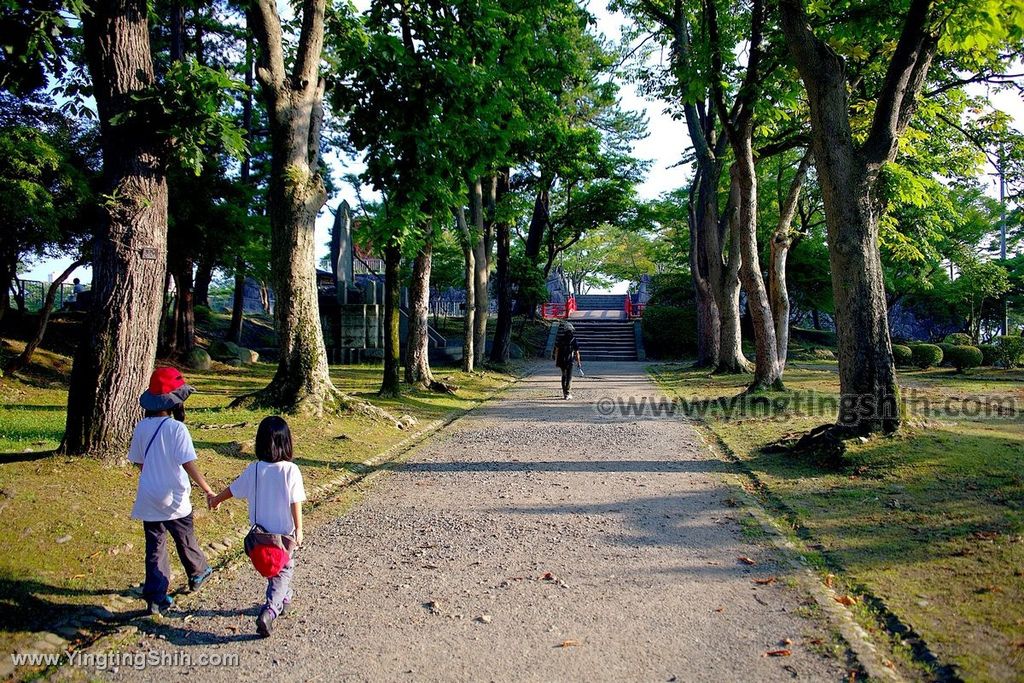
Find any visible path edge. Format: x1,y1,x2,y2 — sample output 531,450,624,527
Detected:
6,364,535,683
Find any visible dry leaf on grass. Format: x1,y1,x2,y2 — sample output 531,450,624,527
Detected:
834,595,857,606
753,577,777,585
765,649,791,657
824,574,836,588
737,556,756,566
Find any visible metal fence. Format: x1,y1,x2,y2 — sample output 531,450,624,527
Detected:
7,280,84,313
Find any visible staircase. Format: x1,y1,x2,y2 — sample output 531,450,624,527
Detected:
571,318,638,361
574,294,627,311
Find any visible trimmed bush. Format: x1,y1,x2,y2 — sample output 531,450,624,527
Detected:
641,305,698,359
909,343,943,369
791,327,837,346
994,335,1024,368
978,343,999,366
944,332,972,346
892,344,913,367
945,345,983,373
936,343,955,364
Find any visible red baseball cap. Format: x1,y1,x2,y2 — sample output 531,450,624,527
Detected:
250,544,291,578
139,367,195,411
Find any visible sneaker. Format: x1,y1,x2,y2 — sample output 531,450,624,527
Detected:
148,595,173,616
279,600,290,617
565,393,573,400
189,567,213,593
256,606,275,638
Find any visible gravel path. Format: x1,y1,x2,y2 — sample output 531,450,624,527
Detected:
102,362,847,682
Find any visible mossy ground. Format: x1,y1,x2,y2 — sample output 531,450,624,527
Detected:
0,341,516,654
650,362,1024,682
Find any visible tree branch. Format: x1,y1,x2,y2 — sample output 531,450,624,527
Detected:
247,0,286,96
861,0,938,165
294,0,326,89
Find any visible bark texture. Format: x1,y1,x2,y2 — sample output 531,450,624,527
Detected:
471,176,493,365
227,257,245,344
380,242,401,397
62,0,169,456
779,0,939,433
769,152,812,367
489,173,513,364
405,234,433,386
247,0,335,412
454,205,475,372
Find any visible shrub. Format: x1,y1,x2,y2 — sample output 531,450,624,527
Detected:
944,332,973,346
790,327,837,346
978,343,999,366
909,343,943,369
641,305,697,359
936,343,955,364
945,345,983,373
892,344,913,367
994,335,1024,368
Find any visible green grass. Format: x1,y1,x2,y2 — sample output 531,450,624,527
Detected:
0,345,515,653
650,363,1024,683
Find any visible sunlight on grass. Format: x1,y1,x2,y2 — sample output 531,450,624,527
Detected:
650,362,1024,682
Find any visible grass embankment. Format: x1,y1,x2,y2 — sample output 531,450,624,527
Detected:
651,363,1024,682
0,344,516,653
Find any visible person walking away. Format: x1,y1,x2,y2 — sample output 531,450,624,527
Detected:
210,416,306,637
129,368,215,615
553,321,581,399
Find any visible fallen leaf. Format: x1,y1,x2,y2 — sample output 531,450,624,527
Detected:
557,640,580,648
753,577,777,585
834,595,857,606
781,638,794,646
765,649,791,657
713,607,724,613
738,556,756,566
421,564,439,570
825,574,836,588
542,572,557,581
71,574,86,580
225,626,238,633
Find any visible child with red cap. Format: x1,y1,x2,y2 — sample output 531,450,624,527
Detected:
210,415,306,637
130,367,216,615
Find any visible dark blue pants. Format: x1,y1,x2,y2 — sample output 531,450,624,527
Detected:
142,513,208,601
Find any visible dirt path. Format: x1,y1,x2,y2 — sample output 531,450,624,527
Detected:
102,363,847,682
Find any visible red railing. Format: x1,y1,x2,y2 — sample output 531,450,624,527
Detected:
539,296,576,319
625,296,645,319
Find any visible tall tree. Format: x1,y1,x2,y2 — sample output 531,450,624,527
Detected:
246,0,335,411
62,0,170,455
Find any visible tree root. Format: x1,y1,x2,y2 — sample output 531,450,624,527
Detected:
229,383,401,427
427,380,459,395
763,423,867,470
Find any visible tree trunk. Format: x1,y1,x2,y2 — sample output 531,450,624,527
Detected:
247,0,335,412
380,242,401,397
62,0,169,457
227,257,245,344
169,257,195,355
689,169,721,368
5,259,85,376
454,206,475,372
489,174,513,364
0,255,14,324
193,258,213,308
710,174,750,374
471,176,491,365
732,155,782,390
405,233,434,386
769,152,812,367
517,178,551,316
779,0,939,434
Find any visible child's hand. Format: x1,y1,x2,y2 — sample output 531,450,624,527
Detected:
295,529,304,547
206,492,217,510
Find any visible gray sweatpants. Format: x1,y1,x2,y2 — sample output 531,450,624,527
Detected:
265,557,295,616
142,513,208,601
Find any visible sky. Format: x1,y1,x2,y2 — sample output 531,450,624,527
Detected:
21,4,1024,290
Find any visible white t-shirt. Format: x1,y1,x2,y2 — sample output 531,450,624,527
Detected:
128,417,198,522
230,461,306,535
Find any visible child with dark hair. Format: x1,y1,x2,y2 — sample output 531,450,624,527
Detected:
210,416,306,637
130,368,215,616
